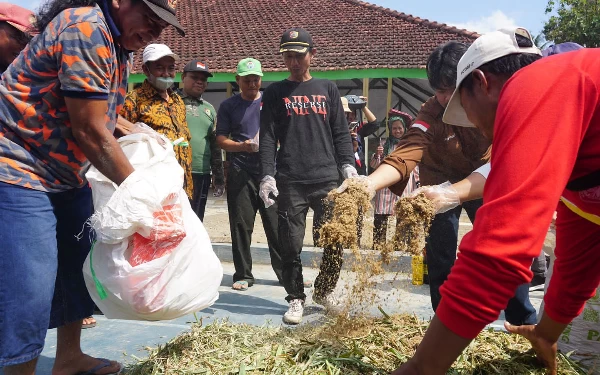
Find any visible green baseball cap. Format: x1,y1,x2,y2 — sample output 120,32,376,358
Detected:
236,58,263,77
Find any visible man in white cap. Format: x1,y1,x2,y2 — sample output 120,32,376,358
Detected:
392,28,600,375
121,43,193,199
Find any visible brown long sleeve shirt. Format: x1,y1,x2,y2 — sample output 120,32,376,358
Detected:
383,97,491,196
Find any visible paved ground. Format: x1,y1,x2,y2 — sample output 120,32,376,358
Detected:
10,192,554,374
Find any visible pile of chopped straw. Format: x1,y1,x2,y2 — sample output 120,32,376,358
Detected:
126,312,587,374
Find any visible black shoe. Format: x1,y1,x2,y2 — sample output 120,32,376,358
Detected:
529,275,545,291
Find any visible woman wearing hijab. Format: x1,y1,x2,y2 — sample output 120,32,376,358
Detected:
370,113,420,248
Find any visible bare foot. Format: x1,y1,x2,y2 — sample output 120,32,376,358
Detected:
505,322,558,375
52,354,120,375
232,280,249,291
82,316,96,328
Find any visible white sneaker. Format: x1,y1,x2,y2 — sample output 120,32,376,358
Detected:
282,299,304,325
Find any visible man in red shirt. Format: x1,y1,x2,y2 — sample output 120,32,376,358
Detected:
392,28,600,375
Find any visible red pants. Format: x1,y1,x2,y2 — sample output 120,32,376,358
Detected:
544,201,600,324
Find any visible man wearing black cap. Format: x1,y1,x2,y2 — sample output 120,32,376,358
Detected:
259,27,356,324
180,59,224,221
139,0,185,36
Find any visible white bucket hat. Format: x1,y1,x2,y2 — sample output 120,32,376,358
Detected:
142,44,179,64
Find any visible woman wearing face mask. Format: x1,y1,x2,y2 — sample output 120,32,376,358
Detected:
120,43,193,198
370,113,420,248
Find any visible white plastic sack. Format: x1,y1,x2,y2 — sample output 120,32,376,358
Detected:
83,133,223,320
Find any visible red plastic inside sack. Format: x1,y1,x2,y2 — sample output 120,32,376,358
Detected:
131,267,169,314
129,193,186,267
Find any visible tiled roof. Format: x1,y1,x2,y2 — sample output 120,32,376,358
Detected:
131,0,479,74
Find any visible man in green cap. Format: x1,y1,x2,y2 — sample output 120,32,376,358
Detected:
216,58,283,292
180,58,224,221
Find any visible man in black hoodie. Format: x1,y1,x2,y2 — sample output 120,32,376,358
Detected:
259,27,356,325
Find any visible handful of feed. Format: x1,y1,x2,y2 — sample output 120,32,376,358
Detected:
318,179,371,249
393,193,436,255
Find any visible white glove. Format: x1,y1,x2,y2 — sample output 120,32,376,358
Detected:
336,175,376,200
249,132,260,152
259,176,278,208
411,181,460,214
341,164,359,179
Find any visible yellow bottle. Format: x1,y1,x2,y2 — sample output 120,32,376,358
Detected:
412,255,424,285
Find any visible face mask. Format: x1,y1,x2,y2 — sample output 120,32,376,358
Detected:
148,74,174,91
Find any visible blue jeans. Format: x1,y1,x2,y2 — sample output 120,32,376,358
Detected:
426,199,537,325
0,182,95,366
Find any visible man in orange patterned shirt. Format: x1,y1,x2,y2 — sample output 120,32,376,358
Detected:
121,43,193,198
0,0,184,373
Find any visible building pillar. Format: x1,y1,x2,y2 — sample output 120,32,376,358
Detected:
386,77,393,136
362,78,370,163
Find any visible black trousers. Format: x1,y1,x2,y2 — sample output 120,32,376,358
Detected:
426,199,537,325
191,173,211,221
227,165,283,285
278,180,339,302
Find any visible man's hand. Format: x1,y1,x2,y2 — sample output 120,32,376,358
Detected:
241,139,258,153
259,176,278,208
115,115,136,137
341,164,359,179
213,185,225,197
505,323,558,375
337,175,375,200
411,182,460,214
376,145,384,156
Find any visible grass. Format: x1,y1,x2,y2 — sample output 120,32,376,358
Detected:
125,312,588,375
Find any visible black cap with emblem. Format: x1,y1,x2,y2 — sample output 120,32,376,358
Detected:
279,27,313,54
142,0,185,36
183,59,213,76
